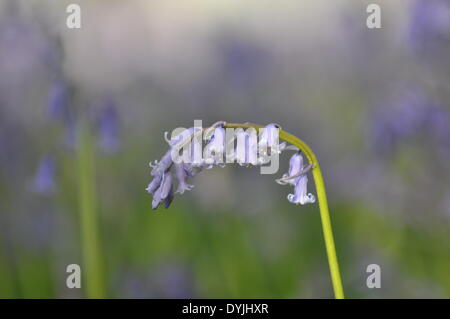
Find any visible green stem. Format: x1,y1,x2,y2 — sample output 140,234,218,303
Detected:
77,123,105,298
225,123,345,299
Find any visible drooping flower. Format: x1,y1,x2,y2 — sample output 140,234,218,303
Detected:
204,126,226,167
150,150,173,178
172,127,204,167
146,175,162,195
175,163,194,194
277,152,304,186
147,122,316,209
277,152,315,205
152,173,174,209
288,174,316,205
258,123,286,163
235,128,258,166
165,127,197,148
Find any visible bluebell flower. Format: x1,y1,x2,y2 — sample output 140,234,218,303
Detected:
146,175,162,195
32,155,56,195
166,127,204,167
204,126,226,167
165,127,196,148
152,173,174,209
175,163,194,194
258,123,286,164
235,128,258,166
277,152,315,205
288,174,316,205
97,101,120,154
277,152,304,186
150,150,173,178
182,161,205,179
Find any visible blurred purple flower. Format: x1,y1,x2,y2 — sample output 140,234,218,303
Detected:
20,209,56,251
46,78,78,150
370,88,450,156
370,90,429,154
219,35,270,88
47,79,70,120
97,100,120,154
409,0,450,54
32,155,56,195
154,262,197,298
151,173,174,209
427,105,450,157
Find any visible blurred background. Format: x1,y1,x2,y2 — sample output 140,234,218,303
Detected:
1,0,450,298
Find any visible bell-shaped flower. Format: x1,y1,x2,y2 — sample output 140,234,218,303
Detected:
235,128,258,166
287,174,316,205
277,152,304,185
175,163,194,194
146,175,162,195
258,124,286,163
166,127,196,148
152,173,174,209
204,126,226,167
170,127,204,167
150,150,173,177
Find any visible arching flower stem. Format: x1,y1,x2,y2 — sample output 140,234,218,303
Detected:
225,122,345,299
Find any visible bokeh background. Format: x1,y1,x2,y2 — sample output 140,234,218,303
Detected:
1,0,450,298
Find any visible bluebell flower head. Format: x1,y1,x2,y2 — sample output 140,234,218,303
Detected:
147,122,317,209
